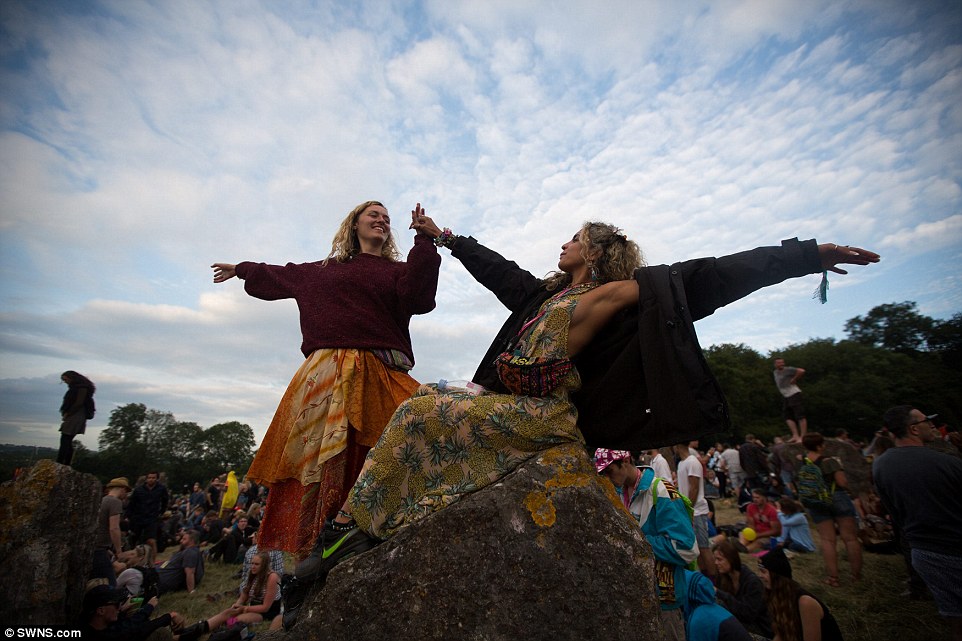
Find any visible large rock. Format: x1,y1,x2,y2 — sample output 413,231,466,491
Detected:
780,439,871,496
281,442,664,641
0,460,101,624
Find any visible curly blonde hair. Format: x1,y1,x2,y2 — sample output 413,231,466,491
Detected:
543,221,644,290
325,200,402,264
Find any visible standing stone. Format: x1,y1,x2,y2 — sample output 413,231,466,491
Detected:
781,439,870,496
0,459,101,624
280,442,665,641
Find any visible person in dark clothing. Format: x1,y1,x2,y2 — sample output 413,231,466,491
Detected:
758,547,844,641
208,516,256,563
80,586,172,641
713,539,772,637
738,434,770,490
206,476,223,513
58,370,95,465
876,406,962,640
80,584,221,641
126,471,170,560
435,226,877,451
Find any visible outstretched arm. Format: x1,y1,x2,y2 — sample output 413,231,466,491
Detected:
211,263,237,283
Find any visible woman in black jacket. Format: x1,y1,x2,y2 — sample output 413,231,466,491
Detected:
714,539,773,637
58,370,95,465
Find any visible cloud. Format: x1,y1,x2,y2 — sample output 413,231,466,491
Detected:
2,0,960,452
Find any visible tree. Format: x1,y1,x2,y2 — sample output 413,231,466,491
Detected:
202,421,256,474
153,420,206,492
928,313,962,371
704,343,777,440
98,403,148,453
844,301,934,353
86,403,257,489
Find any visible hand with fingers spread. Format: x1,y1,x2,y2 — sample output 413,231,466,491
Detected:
817,244,880,274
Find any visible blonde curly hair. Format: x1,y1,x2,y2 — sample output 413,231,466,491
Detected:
544,221,644,290
325,200,402,264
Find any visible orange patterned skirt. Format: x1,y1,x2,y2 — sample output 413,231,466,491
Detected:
246,348,418,557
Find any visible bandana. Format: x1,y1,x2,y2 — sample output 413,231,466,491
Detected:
593,448,632,473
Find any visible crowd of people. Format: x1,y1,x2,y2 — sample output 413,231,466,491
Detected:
70,200,959,640
82,468,285,638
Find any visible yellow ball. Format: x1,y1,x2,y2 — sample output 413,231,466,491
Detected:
742,527,757,542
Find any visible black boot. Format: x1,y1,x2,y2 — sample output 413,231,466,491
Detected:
177,620,209,641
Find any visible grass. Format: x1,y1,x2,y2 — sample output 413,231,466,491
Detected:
713,498,949,641
151,505,950,640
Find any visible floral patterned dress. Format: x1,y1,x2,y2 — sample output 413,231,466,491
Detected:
349,284,595,538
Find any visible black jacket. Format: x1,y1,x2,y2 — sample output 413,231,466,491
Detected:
450,235,821,450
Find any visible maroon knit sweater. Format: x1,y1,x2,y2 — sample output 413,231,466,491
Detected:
235,235,440,363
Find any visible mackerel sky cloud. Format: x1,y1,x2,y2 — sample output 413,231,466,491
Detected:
1,0,960,451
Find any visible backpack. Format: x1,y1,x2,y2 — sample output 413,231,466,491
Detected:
85,395,96,420
796,457,834,510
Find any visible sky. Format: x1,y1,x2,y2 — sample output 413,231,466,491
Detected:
1,0,960,453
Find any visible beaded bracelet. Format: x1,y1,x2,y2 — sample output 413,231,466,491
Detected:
434,227,456,248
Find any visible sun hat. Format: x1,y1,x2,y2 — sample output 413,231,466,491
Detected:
105,477,132,491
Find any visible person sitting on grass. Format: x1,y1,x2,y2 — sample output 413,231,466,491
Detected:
758,547,843,641
80,584,211,641
117,529,205,597
739,489,781,552
773,497,816,553
712,539,772,638
681,569,753,641
183,550,282,637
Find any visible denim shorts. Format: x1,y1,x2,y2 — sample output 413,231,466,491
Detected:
807,490,857,524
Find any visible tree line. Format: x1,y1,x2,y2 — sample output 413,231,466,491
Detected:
71,402,256,492
704,301,961,444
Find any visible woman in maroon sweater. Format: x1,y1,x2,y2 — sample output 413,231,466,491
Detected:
211,201,440,558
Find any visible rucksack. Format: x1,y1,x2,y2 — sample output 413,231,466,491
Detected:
796,457,834,510
85,395,96,420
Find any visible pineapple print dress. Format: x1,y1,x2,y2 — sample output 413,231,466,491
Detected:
349,284,595,539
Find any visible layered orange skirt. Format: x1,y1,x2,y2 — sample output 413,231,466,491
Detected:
246,348,418,557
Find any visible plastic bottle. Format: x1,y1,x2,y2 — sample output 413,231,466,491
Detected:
437,379,484,395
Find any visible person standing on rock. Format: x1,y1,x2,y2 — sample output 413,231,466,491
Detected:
57,370,95,465
211,201,440,560
773,358,807,442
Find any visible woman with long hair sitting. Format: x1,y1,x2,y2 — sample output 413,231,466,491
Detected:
758,547,843,641
713,539,772,638
180,550,282,637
